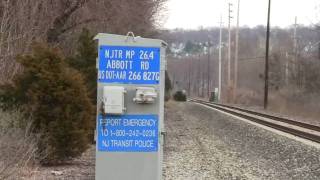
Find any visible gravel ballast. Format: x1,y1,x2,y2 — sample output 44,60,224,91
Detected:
163,101,320,180
21,101,320,179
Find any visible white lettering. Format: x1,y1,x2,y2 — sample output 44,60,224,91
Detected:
139,50,155,60
105,71,127,80
123,119,156,127
104,118,121,126
141,61,149,70
111,140,134,148
134,140,154,148
102,140,109,147
106,60,133,70
125,50,135,59
105,49,123,59
101,129,108,136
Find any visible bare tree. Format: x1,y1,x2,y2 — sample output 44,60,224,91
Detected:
0,0,168,83
0,0,49,83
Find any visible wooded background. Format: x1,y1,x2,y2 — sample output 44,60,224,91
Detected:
162,24,320,119
0,0,167,83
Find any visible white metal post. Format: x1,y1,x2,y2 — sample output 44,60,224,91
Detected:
234,0,240,100
218,15,223,101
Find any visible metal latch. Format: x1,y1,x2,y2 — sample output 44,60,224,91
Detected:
133,87,157,104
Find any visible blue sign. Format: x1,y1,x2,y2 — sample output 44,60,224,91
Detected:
97,114,158,152
98,46,161,84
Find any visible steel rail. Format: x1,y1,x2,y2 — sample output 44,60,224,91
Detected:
189,99,320,144
216,101,320,131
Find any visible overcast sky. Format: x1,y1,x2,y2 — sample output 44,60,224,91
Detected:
164,0,319,29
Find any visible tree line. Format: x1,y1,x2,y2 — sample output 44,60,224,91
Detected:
0,0,167,165
162,25,320,115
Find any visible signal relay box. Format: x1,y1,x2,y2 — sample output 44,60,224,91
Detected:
95,33,166,180
102,86,126,115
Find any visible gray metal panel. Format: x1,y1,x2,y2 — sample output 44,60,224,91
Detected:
96,153,159,180
97,84,160,114
95,33,166,180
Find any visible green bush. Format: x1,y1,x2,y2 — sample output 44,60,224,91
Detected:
67,28,97,103
173,91,187,101
0,44,94,164
66,28,97,143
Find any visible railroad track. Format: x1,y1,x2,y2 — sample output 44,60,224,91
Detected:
189,98,320,144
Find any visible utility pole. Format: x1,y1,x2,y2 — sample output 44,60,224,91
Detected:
228,3,233,88
293,16,298,63
198,53,201,97
188,57,191,95
234,0,240,101
207,43,211,98
293,16,298,76
191,55,195,95
285,52,289,85
218,15,223,101
264,0,271,109
319,41,320,60
293,17,302,88
202,69,205,97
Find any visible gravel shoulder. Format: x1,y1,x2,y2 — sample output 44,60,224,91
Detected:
21,101,320,179
163,101,320,180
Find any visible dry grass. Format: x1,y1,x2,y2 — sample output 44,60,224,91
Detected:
235,88,263,107
0,109,39,179
234,87,320,125
269,90,320,123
